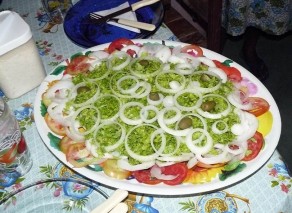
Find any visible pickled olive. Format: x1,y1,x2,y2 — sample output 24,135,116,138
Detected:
201,100,216,112
77,86,90,94
178,117,193,129
200,74,211,82
139,59,149,66
149,92,160,101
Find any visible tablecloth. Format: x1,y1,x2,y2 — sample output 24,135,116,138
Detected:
1,0,292,212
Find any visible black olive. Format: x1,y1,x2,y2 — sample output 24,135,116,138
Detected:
178,117,193,129
77,86,90,94
201,100,216,112
149,92,160,101
139,59,149,66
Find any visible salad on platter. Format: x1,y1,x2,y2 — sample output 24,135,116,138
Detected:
35,38,279,193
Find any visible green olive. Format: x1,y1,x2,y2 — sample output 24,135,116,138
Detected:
201,100,216,112
200,74,211,82
77,86,90,94
149,92,160,101
178,117,193,129
139,59,149,66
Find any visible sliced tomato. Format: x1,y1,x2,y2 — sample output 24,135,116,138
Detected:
102,159,131,180
60,136,81,154
66,142,93,168
0,143,18,164
161,163,188,185
242,131,264,161
132,169,162,185
213,60,242,82
44,113,66,136
107,38,135,54
246,97,270,117
181,44,203,57
65,55,90,75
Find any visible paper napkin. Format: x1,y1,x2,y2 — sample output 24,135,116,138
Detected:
94,2,141,33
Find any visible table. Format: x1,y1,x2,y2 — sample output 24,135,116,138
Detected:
1,0,292,212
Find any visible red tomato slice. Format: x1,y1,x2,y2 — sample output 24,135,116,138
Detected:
242,131,264,161
181,44,203,57
132,169,162,185
107,38,135,54
213,60,242,82
59,136,81,154
66,142,92,168
44,113,66,136
65,56,90,75
246,97,270,117
161,163,188,185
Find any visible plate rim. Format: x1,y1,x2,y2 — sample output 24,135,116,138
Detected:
34,39,282,195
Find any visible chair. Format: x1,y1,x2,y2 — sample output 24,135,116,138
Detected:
171,0,223,53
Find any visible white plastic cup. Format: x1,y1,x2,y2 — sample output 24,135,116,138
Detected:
0,11,46,99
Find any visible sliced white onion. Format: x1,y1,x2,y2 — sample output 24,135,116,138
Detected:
95,94,121,122
162,106,181,125
175,63,193,75
107,51,131,71
125,124,161,162
157,153,194,162
197,94,231,119
208,67,227,83
163,95,175,107
231,108,258,142
168,54,186,64
155,45,172,63
116,75,140,94
88,50,109,60
157,107,192,136
186,128,213,155
211,120,228,134
155,160,175,167
72,82,100,108
119,102,144,125
150,128,167,155
196,145,231,165
65,126,85,142
131,82,151,99
173,89,203,111
197,57,216,67
155,71,186,93
189,71,222,93
93,121,126,152
71,105,101,136
187,156,198,169
46,80,74,103
227,90,253,110
117,159,155,171
138,43,165,57
47,102,73,126
140,105,159,123
130,56,163,78
150,165,178,180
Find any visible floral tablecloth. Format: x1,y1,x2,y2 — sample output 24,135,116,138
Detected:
1,0,292,212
